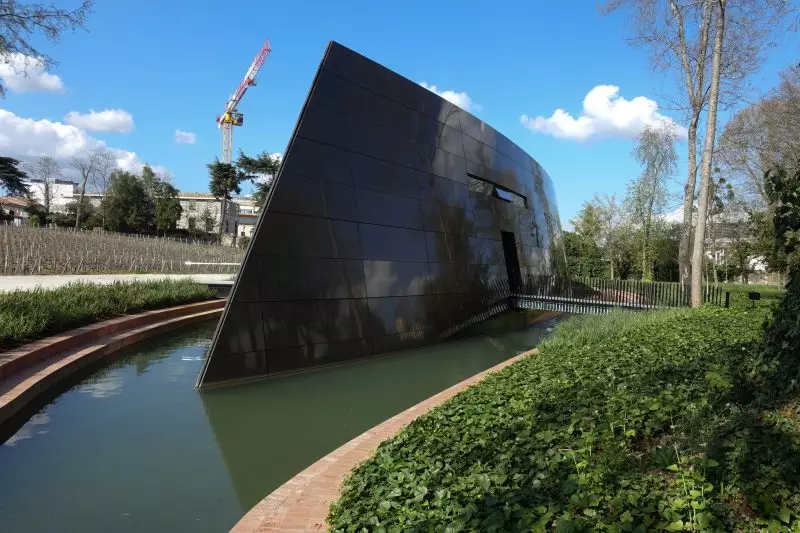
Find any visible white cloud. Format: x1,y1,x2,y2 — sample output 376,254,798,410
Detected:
520,85,686,142
0,108,164,175
419,82,480,112
174,129,197,144
64,109,134,133
0,53,64,93
663,206,685,223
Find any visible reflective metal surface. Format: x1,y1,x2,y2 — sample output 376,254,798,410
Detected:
198,41,566,386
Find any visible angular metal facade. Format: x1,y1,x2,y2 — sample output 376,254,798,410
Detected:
197,41,565,387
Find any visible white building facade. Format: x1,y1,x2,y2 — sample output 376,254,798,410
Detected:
23,178,78,213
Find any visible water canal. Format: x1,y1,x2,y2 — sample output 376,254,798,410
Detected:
0,316,561,532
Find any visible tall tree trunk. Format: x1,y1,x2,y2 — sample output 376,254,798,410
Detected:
679,113,700,287
642,221,650,281
673,0,712,290
610,250,615,280
75,174,88,230
691,0,726,307
218,197,226,245
43,182,50,215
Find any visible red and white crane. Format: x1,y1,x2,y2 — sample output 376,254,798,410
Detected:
216,39,272,164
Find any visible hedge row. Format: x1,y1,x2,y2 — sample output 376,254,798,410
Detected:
329,306,800,531
0,280,216,350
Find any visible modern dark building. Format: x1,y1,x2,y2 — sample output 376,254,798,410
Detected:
197,41,565,387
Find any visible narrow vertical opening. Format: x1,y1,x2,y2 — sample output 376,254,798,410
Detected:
501,231,522,293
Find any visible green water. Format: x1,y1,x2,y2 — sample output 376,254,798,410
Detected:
0,317,559,532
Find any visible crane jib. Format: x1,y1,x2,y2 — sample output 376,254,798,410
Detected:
216,38,272,165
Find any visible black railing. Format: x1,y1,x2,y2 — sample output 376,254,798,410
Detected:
516,275,724,310
439,275,725,339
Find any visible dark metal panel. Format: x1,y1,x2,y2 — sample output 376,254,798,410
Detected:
354,187,423,229
363,260,431,297
251,212,361,259
266,338,374,374
201,350,268,383
280,138,353,185
210,302,266,356
358,223,428,262
350,152,425,199
367,295,435,335
262,299,372,350
257,256,366,301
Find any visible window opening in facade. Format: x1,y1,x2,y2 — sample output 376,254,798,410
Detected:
467,173,527,208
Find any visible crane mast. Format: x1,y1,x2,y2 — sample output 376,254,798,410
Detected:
217,39,272,164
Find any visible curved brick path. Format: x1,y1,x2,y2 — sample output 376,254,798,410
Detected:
231,312,558,532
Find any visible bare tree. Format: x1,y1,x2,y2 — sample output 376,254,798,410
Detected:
690,0,793,306
601,0,714,287
592,193,626,279
71,148,114,229
71,154,94,229
88,148,115,194
628,123,677,281
603,0,796,305
605,0,785,282
0,1,93,96
88,148,115,228
24,155,61,215
718,65,800,205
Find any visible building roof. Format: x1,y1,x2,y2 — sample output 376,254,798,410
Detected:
25,178,77,185
232,197,256,205
0,196,32,208
179,192,217,199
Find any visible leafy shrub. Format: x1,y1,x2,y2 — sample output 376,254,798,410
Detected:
329,306,800,531
0,280,216,350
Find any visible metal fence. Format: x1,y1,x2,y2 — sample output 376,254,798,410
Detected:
440,275,726,339
516,275,725,310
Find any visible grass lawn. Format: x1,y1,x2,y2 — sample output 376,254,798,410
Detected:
329,291,800,531
719,283,783,309
0,280,216,351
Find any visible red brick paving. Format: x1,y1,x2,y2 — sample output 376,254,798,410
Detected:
231,311,558,533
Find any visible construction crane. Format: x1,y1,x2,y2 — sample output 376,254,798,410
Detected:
216,39,272,164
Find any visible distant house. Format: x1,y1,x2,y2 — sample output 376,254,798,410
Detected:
177,193,240,234
0,196,33,225
231,196,260,237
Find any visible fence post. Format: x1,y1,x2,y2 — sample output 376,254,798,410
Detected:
725,291,730,308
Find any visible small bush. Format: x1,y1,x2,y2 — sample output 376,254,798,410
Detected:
329,306,800,531
0,280,216,350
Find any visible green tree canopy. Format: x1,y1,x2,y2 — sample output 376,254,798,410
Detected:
236,150,281,206
208,159,246,200
0,156,31,197
153,180,182,234
102,170,155,234
766,162,800,270
140,164,159,196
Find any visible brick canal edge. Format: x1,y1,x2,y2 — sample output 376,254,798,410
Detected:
0,299,225,428
231,310,560,533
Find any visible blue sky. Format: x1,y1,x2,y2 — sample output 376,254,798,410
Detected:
2,0,798,224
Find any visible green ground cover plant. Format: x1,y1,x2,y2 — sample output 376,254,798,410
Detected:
329,302,800,531
0,280,216,350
